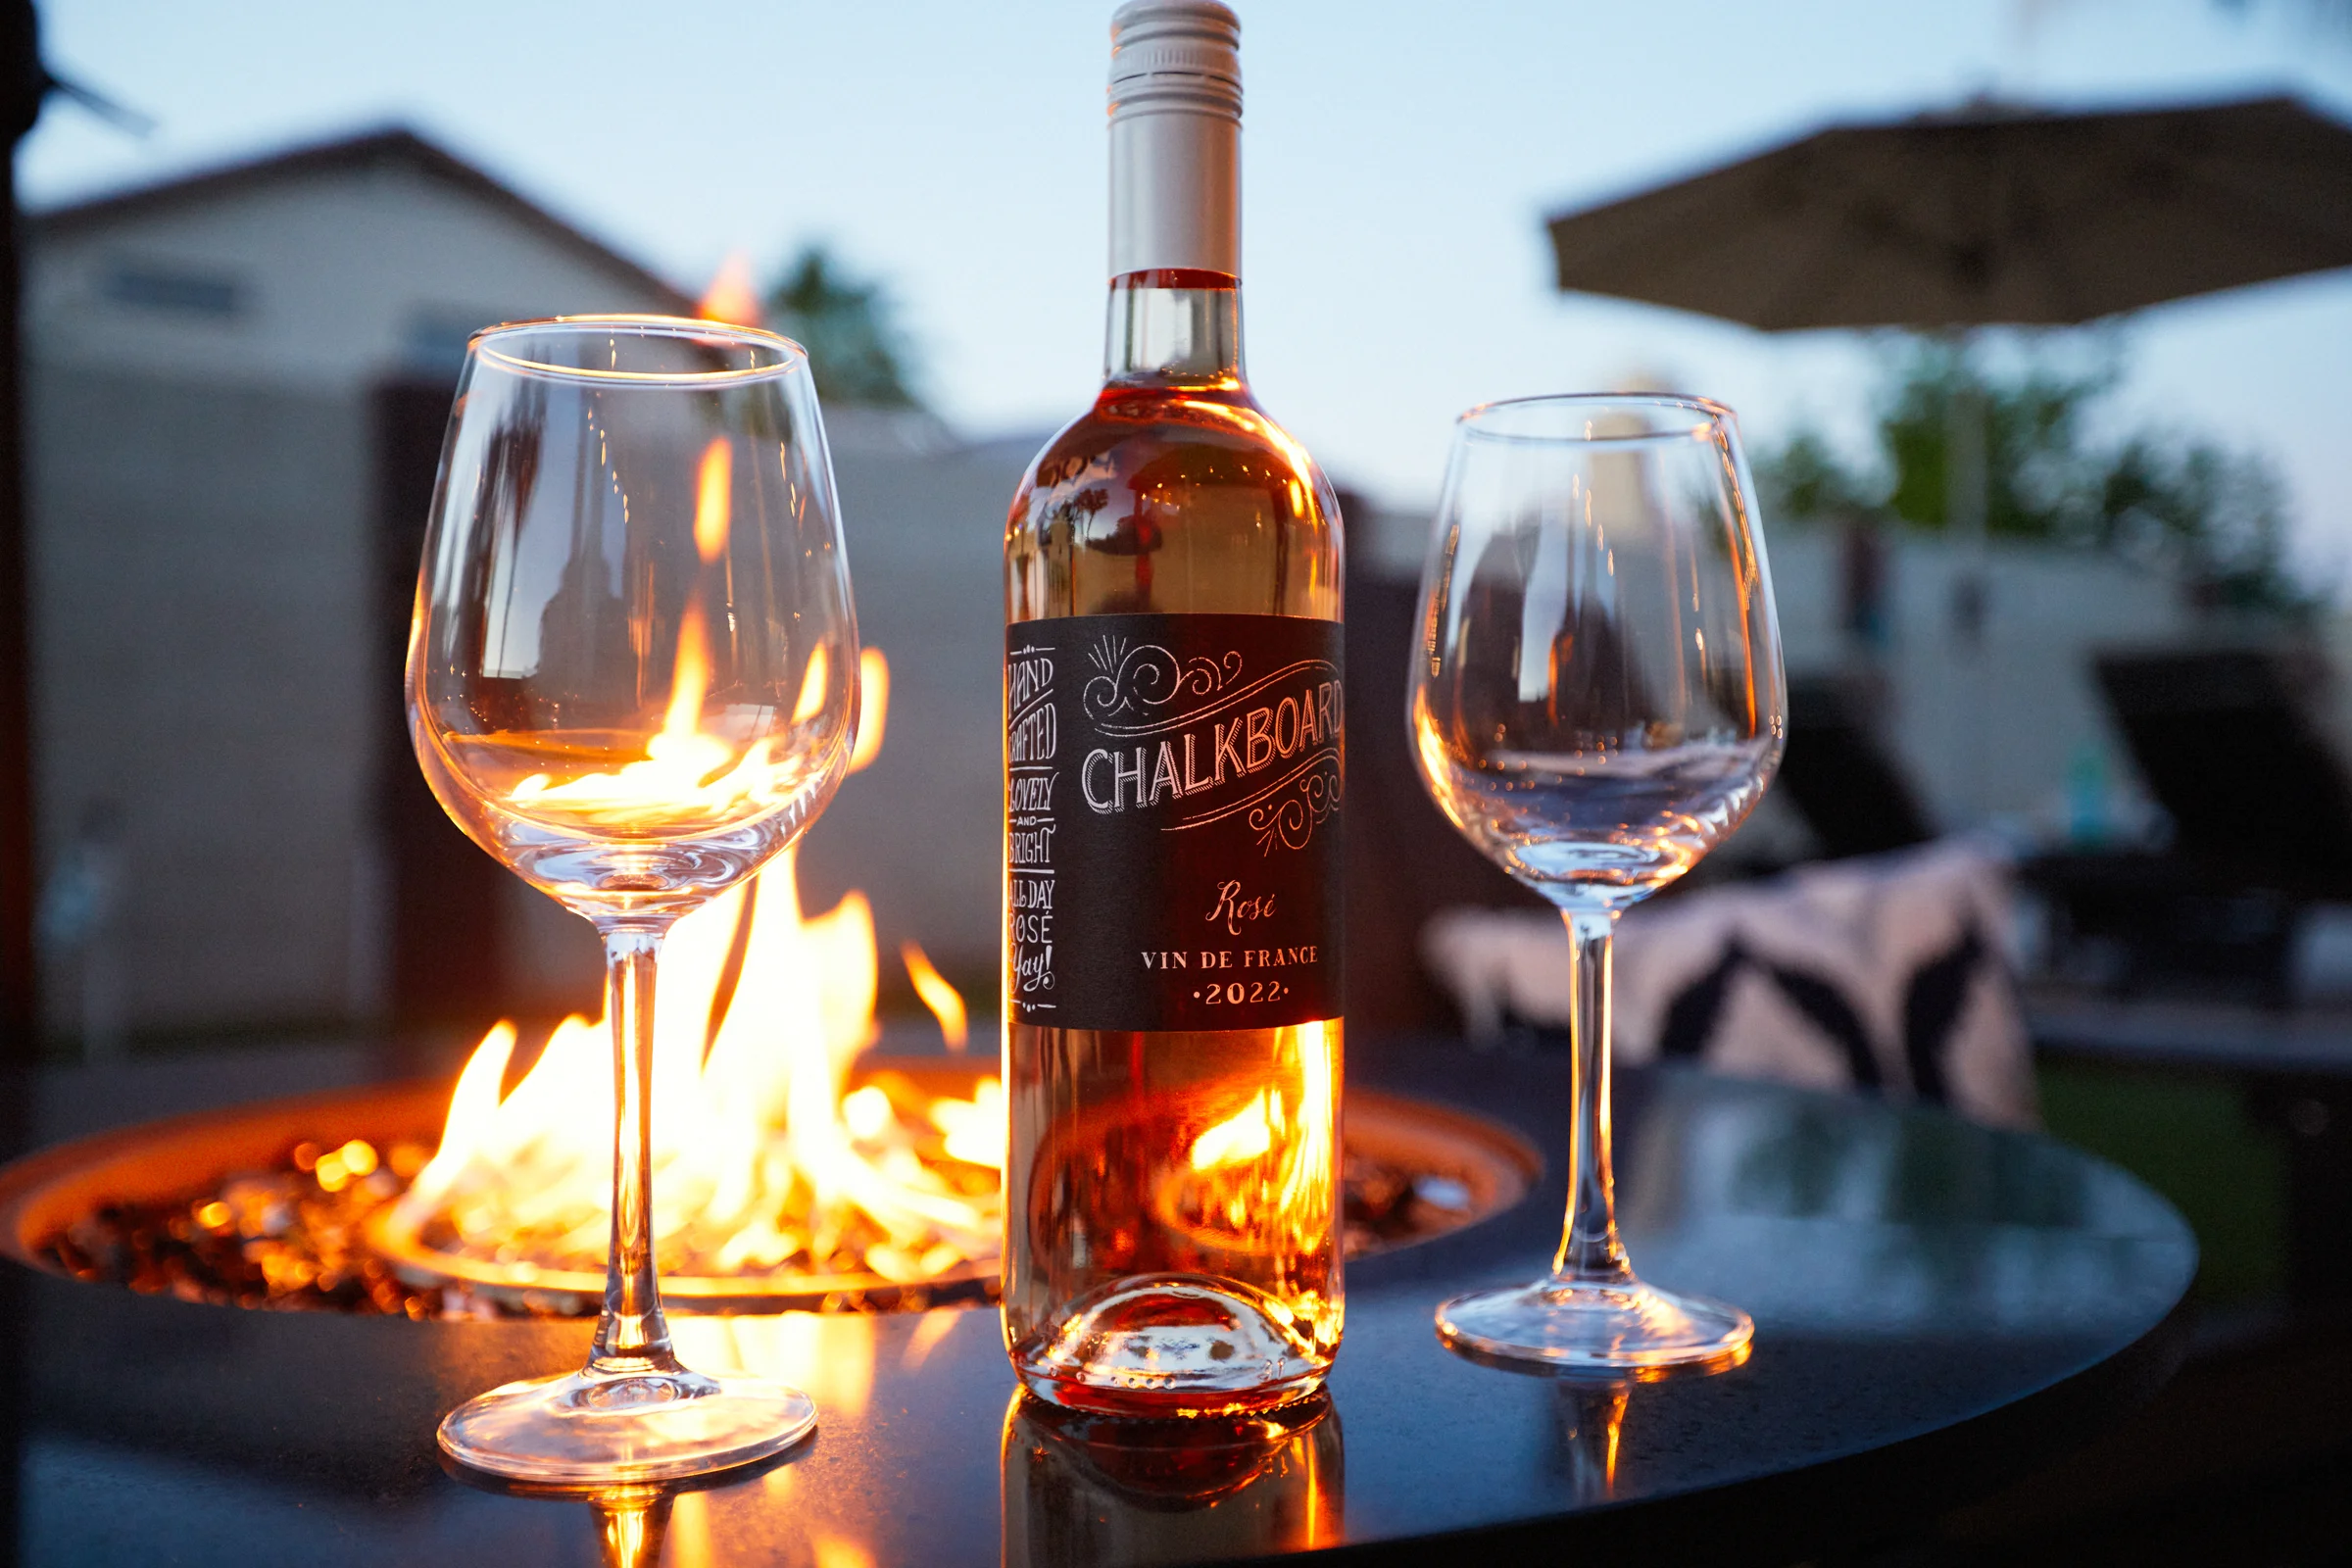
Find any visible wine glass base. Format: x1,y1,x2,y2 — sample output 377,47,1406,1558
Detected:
1437,1278,1754,1374
437,1365,817,1485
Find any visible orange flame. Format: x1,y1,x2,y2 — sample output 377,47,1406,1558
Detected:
1190,1091,1275,1170
903,941,966,1052
790,647,885,766
398,654,994,1287
697,251,764,328
793,647,830,724
851,649,889,771
495,440,835,830
693,438,732,562
1164,1020,1337,1265
660,603,713,740
930,1078,1005,1170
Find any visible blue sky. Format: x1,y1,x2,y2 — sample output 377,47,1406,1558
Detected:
22,0,2352,580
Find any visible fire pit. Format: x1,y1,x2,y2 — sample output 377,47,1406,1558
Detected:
0,651,1533,1321
0,1059,1534,1318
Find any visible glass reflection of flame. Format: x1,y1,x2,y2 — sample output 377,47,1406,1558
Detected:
591,1486,673,1568
1002,1390,1342,1567
1555,1381,1632,1502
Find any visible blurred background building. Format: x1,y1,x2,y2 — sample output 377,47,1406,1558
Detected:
19,118,2348,1049
24,129,694,1044
23,131,669,1044
21,127,1060,1045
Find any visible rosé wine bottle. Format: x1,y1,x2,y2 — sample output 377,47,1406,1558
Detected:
1002,0,1346,1415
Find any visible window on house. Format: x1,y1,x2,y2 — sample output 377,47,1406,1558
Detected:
100,262,243,318
402,312,488,379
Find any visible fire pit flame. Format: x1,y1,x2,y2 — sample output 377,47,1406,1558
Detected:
902,941,967,1053
389,648,1006,1295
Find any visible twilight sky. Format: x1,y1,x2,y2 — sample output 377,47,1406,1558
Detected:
21,0,2352,581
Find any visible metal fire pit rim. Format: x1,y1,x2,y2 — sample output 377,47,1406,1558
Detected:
0,1076,451,1263
0,1058,1542,1313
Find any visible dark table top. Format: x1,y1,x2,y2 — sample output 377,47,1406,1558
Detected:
5,1040,2194,1566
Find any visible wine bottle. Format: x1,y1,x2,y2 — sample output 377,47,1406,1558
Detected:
1002,0,1345,1415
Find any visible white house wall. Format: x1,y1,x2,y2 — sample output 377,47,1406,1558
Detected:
1737,526,2187,834
28,159,677,391
28,367,374,1034
25,156,681,1038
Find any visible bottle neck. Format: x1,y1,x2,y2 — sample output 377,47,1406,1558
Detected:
1103,269,1244,390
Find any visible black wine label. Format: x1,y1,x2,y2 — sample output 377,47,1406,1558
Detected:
1006,612,1344,1033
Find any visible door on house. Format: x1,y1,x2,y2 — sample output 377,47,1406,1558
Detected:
371,377,507,1043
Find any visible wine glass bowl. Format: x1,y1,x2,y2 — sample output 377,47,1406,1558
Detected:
1411,395,1780,901
411,317,858,921
410,317,857,1480
1409,393,1784,1371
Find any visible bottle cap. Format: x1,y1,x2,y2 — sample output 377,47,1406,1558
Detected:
1109,0,1241,123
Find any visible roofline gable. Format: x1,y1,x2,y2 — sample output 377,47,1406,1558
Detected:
28,125,699,316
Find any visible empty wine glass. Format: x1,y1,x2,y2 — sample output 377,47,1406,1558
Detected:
410,316,859,1480
1408,393,1785,1370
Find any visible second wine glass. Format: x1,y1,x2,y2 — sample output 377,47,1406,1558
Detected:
410,316,860,1481
1408,393,1785,1371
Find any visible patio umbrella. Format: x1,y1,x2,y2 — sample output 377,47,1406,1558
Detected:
1544,94,2352,330
1543,93,2352,817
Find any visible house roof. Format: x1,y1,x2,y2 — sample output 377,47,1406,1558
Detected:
29,125,698,315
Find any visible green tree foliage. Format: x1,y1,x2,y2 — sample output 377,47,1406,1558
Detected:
1755,428,1880,522
1876,343,2113,539
2096,437,2301,613
764,245,923,410
1755,339,2312,614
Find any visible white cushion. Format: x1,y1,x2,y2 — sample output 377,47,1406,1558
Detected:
1420,839,2038,1129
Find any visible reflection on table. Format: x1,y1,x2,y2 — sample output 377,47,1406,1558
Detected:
8,1049,2194,1565
1002,1392,1341,1568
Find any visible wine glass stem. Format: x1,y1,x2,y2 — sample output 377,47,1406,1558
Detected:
590,922,680,1376
1552,906,1633,1287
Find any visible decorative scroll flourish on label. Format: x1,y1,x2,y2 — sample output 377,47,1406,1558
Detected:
1005,612,1344,1033
1082,633,1242,718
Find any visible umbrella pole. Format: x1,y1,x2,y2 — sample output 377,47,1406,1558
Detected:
0,1,37,1085
1946,342,1990,824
